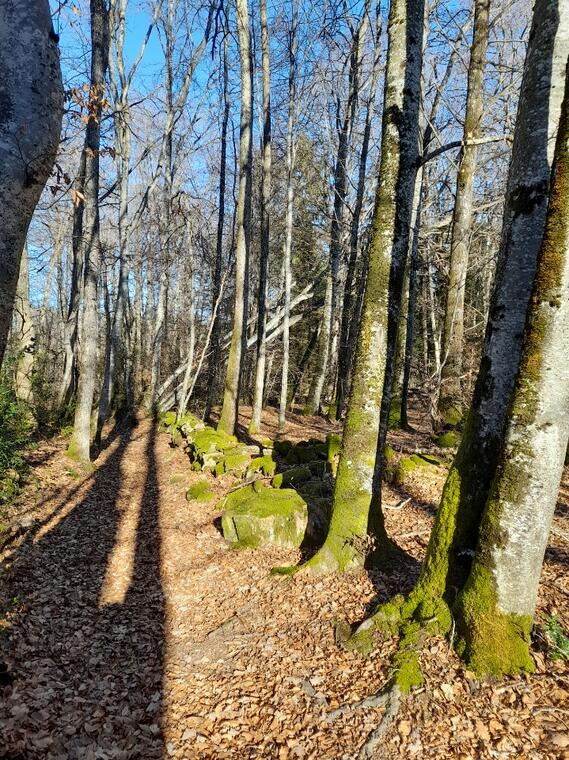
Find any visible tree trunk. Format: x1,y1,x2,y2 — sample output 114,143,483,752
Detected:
438,0,490,426
13,244,35,405
307,6,369,416
68,0,109,466
297,0,425,573
352,0,569,656
456,61,569,676
0,2,63,366
218,0,253,436
250,0,273,434
277,0,299,432
335,1,382,420
205,2,231,422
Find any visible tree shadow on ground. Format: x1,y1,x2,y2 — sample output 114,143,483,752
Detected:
0,420,165,759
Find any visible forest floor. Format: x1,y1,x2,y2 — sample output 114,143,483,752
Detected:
0,404,568,759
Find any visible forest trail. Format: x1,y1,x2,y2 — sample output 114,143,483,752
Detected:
1,417,568,759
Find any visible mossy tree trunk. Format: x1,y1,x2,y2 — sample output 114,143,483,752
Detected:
456,60,569,676
438,0,490,426
218,0,253,436
300,0,425,573
351,0,569,675
335,0,382,421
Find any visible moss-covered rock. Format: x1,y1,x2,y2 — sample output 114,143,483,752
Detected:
247,454,277,478
274,440,292,456
221,484,308,549
272,466,312,488
434,430,461,448
186,479,214,503
160,411,177,428
393,454,437,486
190,427,237,455
221,450,251,477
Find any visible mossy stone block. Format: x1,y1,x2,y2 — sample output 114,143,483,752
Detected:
247,455,277,478
186,479,214,503
434,430,461,448
221,484,308,549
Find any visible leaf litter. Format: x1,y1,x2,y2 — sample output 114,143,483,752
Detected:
0,407,567,759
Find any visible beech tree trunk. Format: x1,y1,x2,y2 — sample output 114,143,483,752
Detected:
299,0,425,573
0,2,63,366
335,1,382,420
205,3,230,422
277,0,299,432
438,0,490,425
218,0,253,435
456,60,569,676
305,6,369,416
68,0,110,465
352,0,569,664
250,0,273,434
13,244,35,405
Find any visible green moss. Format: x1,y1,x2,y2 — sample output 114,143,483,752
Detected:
274,440,292,456
160,411,177,428
392,453,435,486
455,564,534,677
246,455,276,478
221,451,251,477
326,433,342,477
440,404,463,429
388,396,402,429
272,466,312,488
221,484,308,549
191,428,237,455
434,431,461,448
186,479,214,503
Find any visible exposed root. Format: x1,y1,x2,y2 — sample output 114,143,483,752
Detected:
324,690,390,723
357,684,402,759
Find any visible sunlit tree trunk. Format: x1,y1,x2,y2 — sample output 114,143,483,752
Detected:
218,0,253,435
13,244,35,405
68,0,109,466
335,1,382,420
0,2,63,366
438,0,490,425
205,3,231,422
353,0,569,658
277,0,299,432
306,5,369,416
298,0,425,573
457,62,569,675
250,0,273,434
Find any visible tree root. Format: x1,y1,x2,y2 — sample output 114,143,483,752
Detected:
358,685,402,759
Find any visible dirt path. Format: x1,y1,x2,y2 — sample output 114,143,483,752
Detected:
1,418,568,759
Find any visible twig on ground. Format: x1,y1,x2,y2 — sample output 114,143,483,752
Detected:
384,498,412,510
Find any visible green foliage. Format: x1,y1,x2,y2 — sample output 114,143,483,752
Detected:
543,614,569,661
0,380,33,505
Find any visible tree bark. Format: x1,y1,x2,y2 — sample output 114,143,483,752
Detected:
68,0,110,465
218,0,253,436
456,60,569,675
298,0,425,573
13,244,35,405
205,1,231,422
438,0,490,425
277,0,299,432
0,2,63,366
352,0,569,654
250,0,273,434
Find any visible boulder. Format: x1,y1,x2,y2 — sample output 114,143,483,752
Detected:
221,484,307,549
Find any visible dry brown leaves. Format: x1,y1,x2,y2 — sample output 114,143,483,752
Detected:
0,410,567,759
